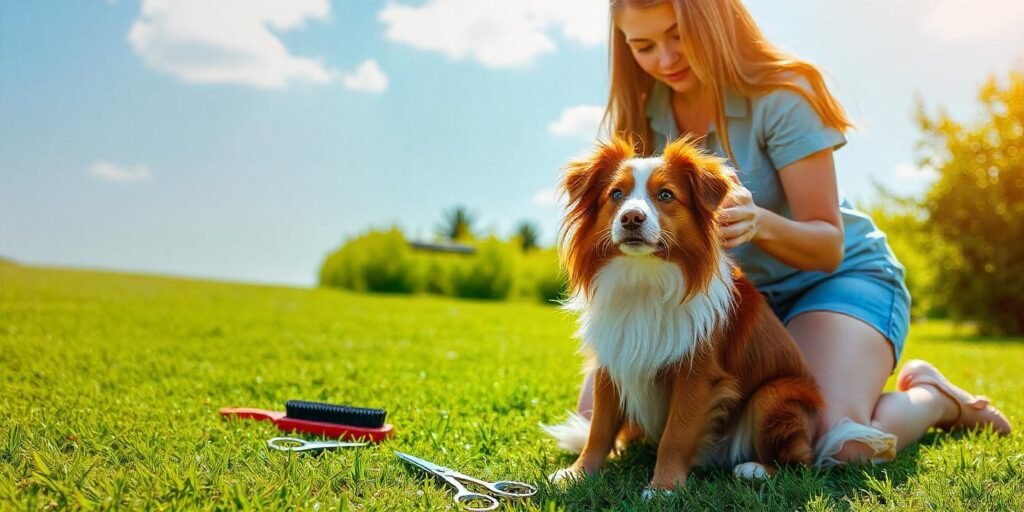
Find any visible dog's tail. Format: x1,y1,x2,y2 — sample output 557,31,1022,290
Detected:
540,412,591,453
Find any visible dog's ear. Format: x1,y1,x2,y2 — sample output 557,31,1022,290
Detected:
688,161,736,216
663,137,736,216
558,135,636,298
562,135,635,208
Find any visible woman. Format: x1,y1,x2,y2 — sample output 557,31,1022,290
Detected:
575,0,1011,466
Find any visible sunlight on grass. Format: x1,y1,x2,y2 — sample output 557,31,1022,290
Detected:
1,262,1021,510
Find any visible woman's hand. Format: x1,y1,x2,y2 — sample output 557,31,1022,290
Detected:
719,186,761,249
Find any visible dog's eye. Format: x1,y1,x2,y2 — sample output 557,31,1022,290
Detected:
610,189,624,201
658,189,674,202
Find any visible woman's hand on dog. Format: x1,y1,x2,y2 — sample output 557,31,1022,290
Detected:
719,185,762,249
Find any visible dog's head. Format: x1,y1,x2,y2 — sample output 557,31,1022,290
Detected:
559,135,736,300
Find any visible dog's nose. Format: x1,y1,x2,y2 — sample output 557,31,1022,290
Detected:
620,209,646,228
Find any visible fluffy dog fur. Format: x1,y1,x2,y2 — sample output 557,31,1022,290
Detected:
544,136,824,492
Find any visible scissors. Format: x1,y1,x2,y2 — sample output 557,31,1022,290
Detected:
394,451,537,511
266,437,367,452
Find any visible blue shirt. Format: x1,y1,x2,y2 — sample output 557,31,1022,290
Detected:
646,81,906,298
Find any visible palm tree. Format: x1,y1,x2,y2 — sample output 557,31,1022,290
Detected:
515,222,540,252
436,206,476,241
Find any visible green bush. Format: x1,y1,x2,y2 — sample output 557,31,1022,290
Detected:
518,248,567,304
418,254,456,296
535,270,567,305
319,228,420,294
320,229,565,305
449,238,516,300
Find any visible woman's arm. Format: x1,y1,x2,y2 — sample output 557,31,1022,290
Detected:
719,148,844,272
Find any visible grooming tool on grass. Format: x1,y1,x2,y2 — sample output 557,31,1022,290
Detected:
394,451,536,512
219,399,393,442
266,437,367,452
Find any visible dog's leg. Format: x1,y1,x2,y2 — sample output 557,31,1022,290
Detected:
550,368,624,482
745,376,821,474
616,421,645,448
649,369,735,491
574,368,625,473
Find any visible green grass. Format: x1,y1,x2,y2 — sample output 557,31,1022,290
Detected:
1,261,1021,511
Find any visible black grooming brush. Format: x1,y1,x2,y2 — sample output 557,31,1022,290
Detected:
220,399,394,442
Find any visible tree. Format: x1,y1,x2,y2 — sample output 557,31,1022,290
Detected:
436,206,476,241
515,221,540,252
915,69,1024,335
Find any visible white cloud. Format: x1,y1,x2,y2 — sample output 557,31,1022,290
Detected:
127,0,335,89
548,105,604,138
342,59,389,93
89,161,151,182
894,163,939,182
378,0,607,69
922,0,1024,42
532,187,561,207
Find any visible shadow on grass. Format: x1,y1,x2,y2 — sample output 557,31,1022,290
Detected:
539,436,930,512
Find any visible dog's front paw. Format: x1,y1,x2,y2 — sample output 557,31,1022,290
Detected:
548,466,583,486
640,486,677,501
733,461,769,480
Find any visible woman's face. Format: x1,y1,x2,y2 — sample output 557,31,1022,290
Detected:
616,2,699,94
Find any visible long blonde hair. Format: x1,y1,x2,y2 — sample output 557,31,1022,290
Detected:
605,0,853,160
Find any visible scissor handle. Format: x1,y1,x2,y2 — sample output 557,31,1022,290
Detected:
266,437,366,452
487,480,537,497
268,437,319,451
453,491,499,512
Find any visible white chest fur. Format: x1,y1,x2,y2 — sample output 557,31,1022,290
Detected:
565,255,733,439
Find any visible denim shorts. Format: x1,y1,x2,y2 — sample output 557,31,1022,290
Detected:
761,267,912,369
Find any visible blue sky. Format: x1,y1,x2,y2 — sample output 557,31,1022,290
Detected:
1,0,1022,286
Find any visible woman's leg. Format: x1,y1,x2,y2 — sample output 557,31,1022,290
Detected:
576,370,596,420
574,309,1008,462
572,310,955,455
787,311,958,461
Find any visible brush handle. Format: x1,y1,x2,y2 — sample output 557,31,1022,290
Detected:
219,407,394,442
276,417,394,443
219,407,286,421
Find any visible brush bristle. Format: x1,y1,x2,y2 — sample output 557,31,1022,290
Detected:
284,400,387,429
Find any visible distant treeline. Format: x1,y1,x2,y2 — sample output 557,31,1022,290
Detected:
319,228,566,304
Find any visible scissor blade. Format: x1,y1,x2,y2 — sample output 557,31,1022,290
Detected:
394,451,446,474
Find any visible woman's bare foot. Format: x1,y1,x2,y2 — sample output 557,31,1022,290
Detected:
897,359,1012,436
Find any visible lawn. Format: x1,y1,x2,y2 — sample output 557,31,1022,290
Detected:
1,261,1021,511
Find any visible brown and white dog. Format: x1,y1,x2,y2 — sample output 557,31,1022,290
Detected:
544,136,824,493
